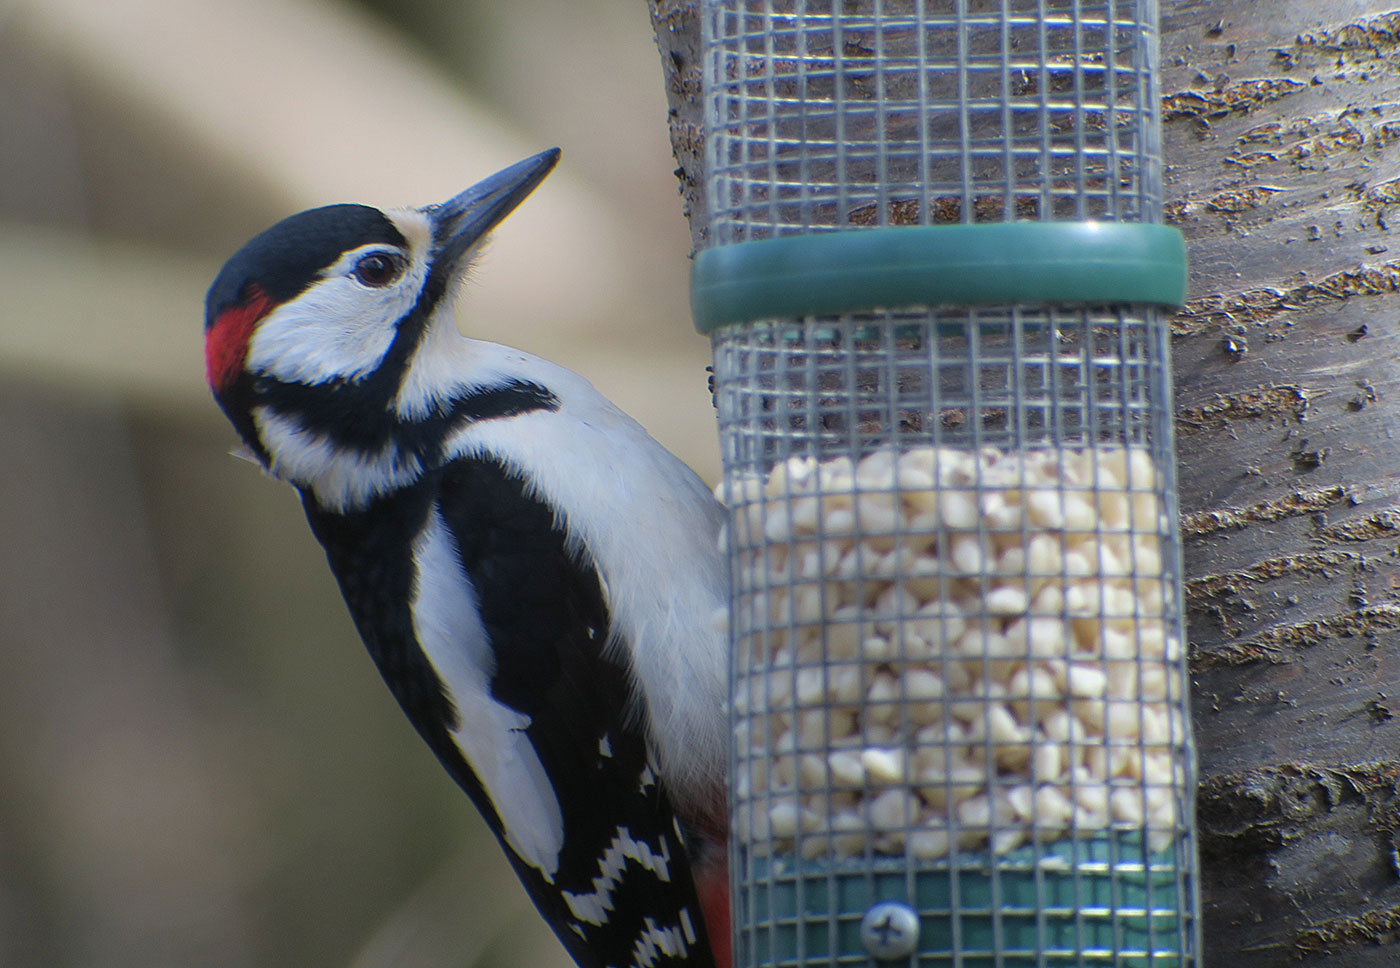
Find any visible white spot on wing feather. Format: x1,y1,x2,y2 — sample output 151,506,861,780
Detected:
629,916,691,967
561,826,673,926
411,505,564,878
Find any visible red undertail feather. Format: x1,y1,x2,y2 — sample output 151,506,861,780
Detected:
694,835,731,968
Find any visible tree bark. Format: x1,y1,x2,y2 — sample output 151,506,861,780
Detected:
647,0,1400,962
1162,1,1400,962
647,0,708,254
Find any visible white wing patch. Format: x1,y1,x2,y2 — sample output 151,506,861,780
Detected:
411,505,564,879
562,826,674,926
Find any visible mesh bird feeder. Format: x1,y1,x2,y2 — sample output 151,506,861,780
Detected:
691,1,1197,965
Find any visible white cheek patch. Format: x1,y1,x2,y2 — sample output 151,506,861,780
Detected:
411,505,565,879
246,243,429,386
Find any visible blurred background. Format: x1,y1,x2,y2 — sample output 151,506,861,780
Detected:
0,0,718,965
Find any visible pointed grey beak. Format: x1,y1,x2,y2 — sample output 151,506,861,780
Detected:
429,148,561,268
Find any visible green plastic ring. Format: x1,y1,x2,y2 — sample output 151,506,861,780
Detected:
691,222,1188,333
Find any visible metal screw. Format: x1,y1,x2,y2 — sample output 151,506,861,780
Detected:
860,901,920,960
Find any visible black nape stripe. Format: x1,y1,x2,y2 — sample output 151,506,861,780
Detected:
448,382,561,425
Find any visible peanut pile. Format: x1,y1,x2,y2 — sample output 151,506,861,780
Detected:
724,445,1186,859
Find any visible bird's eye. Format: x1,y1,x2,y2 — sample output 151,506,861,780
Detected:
351,253,404,288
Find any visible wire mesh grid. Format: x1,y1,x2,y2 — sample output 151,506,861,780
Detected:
698,0,1192,962
715,311,1196,964
704,0,1162,243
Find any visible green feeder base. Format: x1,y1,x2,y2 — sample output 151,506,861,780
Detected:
738,833,1191,966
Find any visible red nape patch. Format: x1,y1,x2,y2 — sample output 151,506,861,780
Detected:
205,286,273,393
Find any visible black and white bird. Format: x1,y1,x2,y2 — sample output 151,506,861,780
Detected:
204,149,730,968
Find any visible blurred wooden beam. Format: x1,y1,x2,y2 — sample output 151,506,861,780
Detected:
0,389,257,966
12,0,698,353
0,222,212,408
0,220,719,479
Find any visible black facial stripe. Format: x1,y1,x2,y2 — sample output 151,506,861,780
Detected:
254,375,559,469
206,204,407,325
360,242,461,385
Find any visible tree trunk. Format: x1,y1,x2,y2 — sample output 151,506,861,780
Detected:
647,0,1400,962
647,0,708,254
1162,1,1400,962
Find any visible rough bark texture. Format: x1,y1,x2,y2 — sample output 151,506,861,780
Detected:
646,0,1400,962
1163,1,1400,962
647,0,708,254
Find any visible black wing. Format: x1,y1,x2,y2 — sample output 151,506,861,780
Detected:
303,455,716,968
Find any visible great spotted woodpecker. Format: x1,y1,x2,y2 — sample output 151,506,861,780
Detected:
204,149,730,968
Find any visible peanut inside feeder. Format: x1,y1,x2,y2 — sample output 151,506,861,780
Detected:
727,445,1187,862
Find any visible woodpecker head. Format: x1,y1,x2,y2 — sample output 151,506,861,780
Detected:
204,149,560,483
